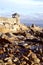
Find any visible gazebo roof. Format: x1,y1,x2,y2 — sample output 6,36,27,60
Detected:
12,13,20,18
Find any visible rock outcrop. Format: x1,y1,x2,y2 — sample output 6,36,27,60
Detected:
0,13,28,33
0,13,43,65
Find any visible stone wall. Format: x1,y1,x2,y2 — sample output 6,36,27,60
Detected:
0,17,28,33
0,17,19,24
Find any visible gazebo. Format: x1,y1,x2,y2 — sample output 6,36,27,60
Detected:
12,13,20,18
12,13,20,23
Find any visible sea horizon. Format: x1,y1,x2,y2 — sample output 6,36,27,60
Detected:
20,20,43,27
22,23,43,27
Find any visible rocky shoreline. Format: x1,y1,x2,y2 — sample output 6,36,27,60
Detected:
0,14,43,65
0,24,43,65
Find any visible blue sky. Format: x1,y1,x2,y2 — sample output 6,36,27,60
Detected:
0,0,43,24
0,0,43,15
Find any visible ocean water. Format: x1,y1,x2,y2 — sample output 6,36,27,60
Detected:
25,23,43,27
20,19,43,27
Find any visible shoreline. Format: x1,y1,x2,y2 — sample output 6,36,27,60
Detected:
21,23,43,27
0,24,43,65
0,16,43,65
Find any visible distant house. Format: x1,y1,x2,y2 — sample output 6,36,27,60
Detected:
12,13,20,23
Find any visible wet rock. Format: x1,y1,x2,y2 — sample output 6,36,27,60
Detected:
23,55,29,60
31,52,40,64
0,60,4,65
16,35,24,40
5,33,13,38
7,57,13,65
31,24,35,27
0,49,4,54
0,32,3,37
